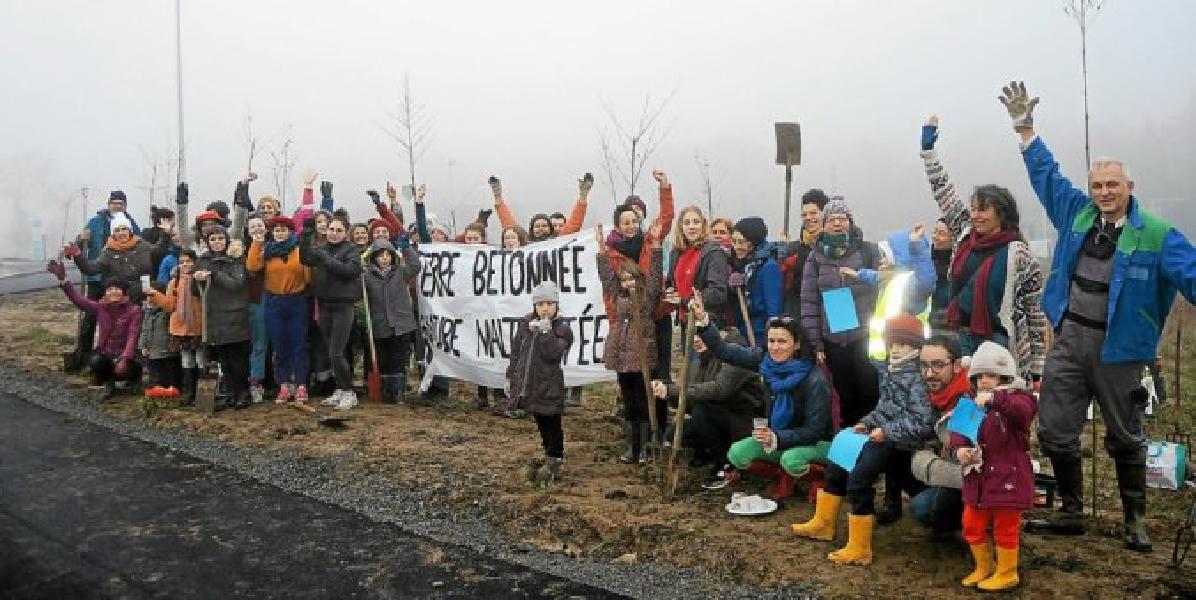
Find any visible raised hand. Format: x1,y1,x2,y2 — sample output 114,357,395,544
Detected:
46,260,66,281
594,225,606,253
386,181,397,201
416,184,427,204
652,169,669,187
690,289,707,325
228,239,244,258
319,180,333,199
648,222,663,248
176,181,189,205
998,81,1040,132
921,115,939,151
488,176,502,199
302,170,318,187
367,190,382,205
910,223,925,242
579,172,594,196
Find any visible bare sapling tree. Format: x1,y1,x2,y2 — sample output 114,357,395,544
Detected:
598,85,678,201
243,112,259,175
268,125,296,210
381,73,432,217
695,153,713,215
1063,0,1104,182
137,146,176,208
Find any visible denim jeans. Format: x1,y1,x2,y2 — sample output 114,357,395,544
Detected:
911,486,964,532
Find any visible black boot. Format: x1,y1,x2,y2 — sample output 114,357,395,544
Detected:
1115,461,1153,553
1026,456,1085,535
181,368,198,406
619,422,639,464
876,481,903,526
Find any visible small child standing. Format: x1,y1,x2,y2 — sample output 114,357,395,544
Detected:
949,341,1038,592
506,281,574,483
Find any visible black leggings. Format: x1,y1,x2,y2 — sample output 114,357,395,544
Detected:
616,371,667,428
208,340,251,396
825,440,893,516
534,413,564,458
89,353,143,386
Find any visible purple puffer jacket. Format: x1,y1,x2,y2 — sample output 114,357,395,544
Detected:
798,239,879,352
948,388,1038,510
62,281,143,361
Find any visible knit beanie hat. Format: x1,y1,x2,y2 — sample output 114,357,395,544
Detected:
368,218,392,237
734,217,768,247
885,313,925,348
109,190,127,203
110,214,133,232
206,200,231,221
822,198,852,226
532,281,560,304
267,215,295,231
967,341,1017,380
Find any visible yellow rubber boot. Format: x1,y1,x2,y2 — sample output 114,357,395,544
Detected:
791,490,842,541
961,543,994,587
977,546,1020,592
827,514,874,565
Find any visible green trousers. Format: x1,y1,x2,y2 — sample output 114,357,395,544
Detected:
727,437,831,476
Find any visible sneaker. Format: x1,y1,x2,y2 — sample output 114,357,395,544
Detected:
250,384,264,404
335,390,358,411
321,390,341,407
293,385,309,405
274,384,292,405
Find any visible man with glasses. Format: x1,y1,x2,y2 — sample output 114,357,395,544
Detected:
1003,81,1196,552
909,336,972,536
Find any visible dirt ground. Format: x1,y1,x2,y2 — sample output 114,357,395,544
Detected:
3,289,1194,598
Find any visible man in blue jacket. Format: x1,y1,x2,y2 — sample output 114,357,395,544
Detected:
67,190,142,371
1001,81,1196,552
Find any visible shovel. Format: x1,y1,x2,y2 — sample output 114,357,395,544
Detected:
194,280,216,415
360,274,382,404
736,287,755,347
666,309,697,497
631,290,661,465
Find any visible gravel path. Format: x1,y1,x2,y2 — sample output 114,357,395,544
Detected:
0,363,817,599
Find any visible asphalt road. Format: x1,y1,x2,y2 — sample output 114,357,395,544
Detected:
0,392,624,599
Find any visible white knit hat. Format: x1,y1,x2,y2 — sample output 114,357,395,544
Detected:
968,341,1017,380
110,214,133,232
532,281,560,303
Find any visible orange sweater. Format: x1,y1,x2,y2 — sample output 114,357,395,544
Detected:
147,277,202,337
246,240,309,295
495,195,589,235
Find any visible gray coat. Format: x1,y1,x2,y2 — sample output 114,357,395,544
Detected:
138,306,176,360
363,239,421,338
505,314,574,416
198,252,250,345
798,236,879,351
859,357,935,451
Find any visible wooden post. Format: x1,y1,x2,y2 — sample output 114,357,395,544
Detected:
667,310,697,496
736,288,755,348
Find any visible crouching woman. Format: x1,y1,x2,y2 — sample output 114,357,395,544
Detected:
48,261,142,400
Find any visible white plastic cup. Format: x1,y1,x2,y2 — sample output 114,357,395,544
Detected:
753,417,768,431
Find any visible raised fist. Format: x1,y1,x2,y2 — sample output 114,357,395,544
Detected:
319,180,333,199
488,176,502,198
579,172,594,195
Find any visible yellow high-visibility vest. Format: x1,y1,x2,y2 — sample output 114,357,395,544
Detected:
868,270,931,361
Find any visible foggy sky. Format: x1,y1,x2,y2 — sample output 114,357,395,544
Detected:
2,0,1195,256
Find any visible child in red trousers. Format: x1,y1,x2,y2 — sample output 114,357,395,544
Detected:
948,341,1038,592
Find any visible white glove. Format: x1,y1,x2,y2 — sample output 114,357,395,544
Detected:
998,80,1040,131
538,318,553,332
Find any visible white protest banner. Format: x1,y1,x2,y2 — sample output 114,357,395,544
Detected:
416,231,615,390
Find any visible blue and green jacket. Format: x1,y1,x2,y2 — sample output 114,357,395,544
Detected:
1023,136,1196,363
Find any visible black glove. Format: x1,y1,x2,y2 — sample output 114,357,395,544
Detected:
320,181,333,200
477,208,493,225
367,190,382,205
234,181,253,210
176,182,189,205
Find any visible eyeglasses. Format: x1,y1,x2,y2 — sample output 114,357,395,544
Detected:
919,360,951,372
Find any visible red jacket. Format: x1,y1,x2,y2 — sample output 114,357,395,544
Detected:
948,387,1038,510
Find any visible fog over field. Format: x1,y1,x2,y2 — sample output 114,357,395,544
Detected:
2,0,1194,258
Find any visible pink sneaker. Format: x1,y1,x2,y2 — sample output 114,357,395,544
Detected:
293,385,309,405
274,384,292,405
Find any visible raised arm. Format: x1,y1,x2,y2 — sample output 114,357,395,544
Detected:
1162,228,1196,306
1012,244,1046,378
652,170,674,236
291,170,318,237
489,176,519,229
176,182,194,250
698,321,764,371
919,116,968,240
560,173,593,235
414,186,432,243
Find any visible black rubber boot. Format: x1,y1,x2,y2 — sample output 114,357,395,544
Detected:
1026,456,1085,535
181,368,198,406
876,483,903,526
619,422,639,464
1115,461,1153,553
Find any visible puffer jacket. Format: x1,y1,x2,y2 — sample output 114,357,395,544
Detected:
363,239,421,338
198,252,250,345
61,281,142,360
137,306,176,360
665,327,766,441
911,414,963,489
859,355,934,451
300,237,363,305
506,313,574,416
597,249,663,373
799,235,879,352
72,236,161,303
948,387,1038,510
700,324,834,451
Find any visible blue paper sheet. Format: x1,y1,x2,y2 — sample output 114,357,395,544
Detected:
822,287,860,333
948,396,987,444
828,429,869,472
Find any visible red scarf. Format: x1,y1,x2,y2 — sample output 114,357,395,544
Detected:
930,367,970,412
946,229,1018,336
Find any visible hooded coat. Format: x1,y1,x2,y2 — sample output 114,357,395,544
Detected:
859,357,935,451
596,248,664,373
198,251,250,345
664,327,767,440
736,241,783,345
363,239,421,338
72,236,162,303
948,386,1038,510
83,209,142,283
506,313,574,415
799,231,880,352
62,281,142,361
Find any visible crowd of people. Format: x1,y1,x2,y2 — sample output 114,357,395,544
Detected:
46,81,1196,591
